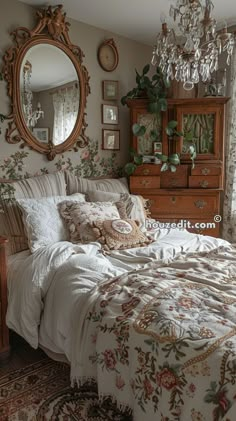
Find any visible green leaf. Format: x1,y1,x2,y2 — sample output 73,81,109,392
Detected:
169,154,180,165
161,162,169,172
121,96,127,106
166,127,174,136
175,131,183,137
167,120,178,129
142,64,150,75
158,154,168,163
170,164,177,172
134,154,143,165
132,123,146,137
124,162,137,176
129,146,136,156
184,131,194,141
150,130,158,141
159,98,167,111
148,102,160,113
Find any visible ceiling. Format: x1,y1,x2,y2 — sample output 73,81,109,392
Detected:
18,0,236,45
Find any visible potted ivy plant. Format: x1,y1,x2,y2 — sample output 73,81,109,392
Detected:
121,64,169,113
121,65,196,174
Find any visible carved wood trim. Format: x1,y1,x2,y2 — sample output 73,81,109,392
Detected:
2,5,90,160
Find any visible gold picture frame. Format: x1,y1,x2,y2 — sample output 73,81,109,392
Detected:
102,104,119,125
102,129,120,150
102,80,119,100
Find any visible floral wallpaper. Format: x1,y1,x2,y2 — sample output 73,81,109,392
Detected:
0,138,122,189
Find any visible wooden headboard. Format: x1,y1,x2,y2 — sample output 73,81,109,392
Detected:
0,236,10,360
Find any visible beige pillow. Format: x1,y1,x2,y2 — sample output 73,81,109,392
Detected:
86,190,133,217
0,171,67,255
65,171,129,194
90,219,153,251
59,200,127,243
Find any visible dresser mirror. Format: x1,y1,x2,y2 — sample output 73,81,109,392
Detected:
2,5,90,160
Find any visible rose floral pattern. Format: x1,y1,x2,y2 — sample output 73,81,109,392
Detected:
71,246,236,420
0,139,122,197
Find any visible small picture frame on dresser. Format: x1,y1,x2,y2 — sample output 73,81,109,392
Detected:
153,141,162,154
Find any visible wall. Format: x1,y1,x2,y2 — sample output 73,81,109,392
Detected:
0,0,152,179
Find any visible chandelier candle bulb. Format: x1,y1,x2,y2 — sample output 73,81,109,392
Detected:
152,0,235,90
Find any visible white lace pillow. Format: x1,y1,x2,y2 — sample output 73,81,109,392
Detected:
17,193,86,253
59,200,126,243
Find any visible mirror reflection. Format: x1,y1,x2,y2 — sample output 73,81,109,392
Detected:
20,44,80,145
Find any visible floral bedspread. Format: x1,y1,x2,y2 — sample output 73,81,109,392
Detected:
71,246,236,421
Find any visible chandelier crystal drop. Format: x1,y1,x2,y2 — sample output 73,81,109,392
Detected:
151,0,235,90
23,60,44,128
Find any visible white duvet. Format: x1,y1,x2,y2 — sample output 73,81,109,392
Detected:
6,229,231,357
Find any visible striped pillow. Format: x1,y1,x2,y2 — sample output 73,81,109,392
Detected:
65,171,129,195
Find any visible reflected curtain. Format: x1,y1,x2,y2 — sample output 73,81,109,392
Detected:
222,50,236,242
52,84,79,145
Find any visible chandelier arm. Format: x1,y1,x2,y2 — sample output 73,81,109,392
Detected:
152,0,235,90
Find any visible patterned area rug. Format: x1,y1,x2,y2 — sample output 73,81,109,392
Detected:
0,358,132,420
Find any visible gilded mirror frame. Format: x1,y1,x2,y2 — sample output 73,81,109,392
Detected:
2,5,90,160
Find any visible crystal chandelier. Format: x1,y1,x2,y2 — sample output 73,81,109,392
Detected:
151,0,235,90
23,60,44,128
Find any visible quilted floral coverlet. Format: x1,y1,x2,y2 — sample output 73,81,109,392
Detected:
71,246,236,421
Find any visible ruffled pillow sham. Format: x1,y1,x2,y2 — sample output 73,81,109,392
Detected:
59,200,127,243
90,218,153,251
86,190,150,231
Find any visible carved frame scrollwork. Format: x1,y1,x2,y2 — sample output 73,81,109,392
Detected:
2,4,90,160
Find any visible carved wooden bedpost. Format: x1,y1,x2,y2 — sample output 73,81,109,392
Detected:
0,236,10,362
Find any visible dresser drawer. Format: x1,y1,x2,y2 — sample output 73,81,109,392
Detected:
191,165,222,176
189,175,220,188
143,193,219,217
134,164,161,176
160,165,188,188
130,176,160,190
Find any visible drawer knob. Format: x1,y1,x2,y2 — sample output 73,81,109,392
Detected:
141,179,150,187
171,196,176,204
194,200,207,209
143,169,150,175
201,168,210,175
200,180,209,188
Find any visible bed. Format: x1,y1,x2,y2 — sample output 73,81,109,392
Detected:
1,171,236,421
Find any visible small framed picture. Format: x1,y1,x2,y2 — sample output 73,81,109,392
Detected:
102,104,119,125
32,127,49,143
153,141,162,154
102,129,120,150
102,80,119,100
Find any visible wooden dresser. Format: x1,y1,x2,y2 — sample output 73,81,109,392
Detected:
128,97,229,237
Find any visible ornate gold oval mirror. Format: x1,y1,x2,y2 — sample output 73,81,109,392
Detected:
2,5,90,160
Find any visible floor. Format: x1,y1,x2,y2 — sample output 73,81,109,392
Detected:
0,331,47,376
